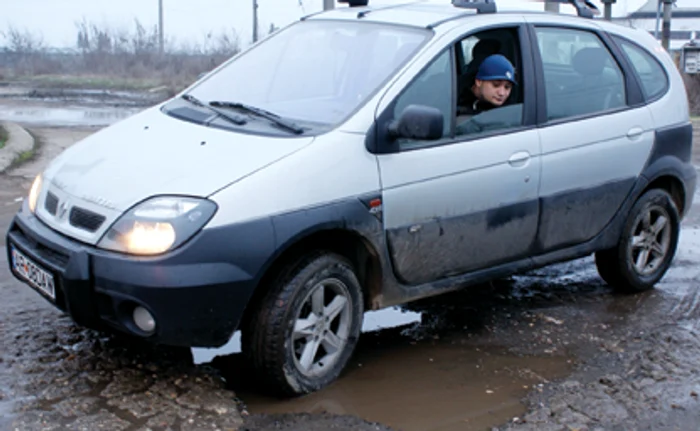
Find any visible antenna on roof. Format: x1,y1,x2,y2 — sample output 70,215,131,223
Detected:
452,0,496,14
529,0,600,18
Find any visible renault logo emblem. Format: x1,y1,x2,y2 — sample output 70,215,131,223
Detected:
57,201,69,220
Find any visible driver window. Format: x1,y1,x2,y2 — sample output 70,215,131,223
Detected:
455,27,524,137
390,27,526,149
393,48,453,148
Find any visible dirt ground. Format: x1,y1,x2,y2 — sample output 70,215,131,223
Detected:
1,97,700,431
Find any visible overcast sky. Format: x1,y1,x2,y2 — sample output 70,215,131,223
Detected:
2,0,650,50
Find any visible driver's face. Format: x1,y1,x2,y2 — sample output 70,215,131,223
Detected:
475,79,513,106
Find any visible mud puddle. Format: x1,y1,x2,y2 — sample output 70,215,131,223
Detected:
0,86,165,107
234,328,572,431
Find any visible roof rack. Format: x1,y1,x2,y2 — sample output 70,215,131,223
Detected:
543,0,600,18
301,0,368,20
452,0,496,14
338,0,369,6
452,0,599,19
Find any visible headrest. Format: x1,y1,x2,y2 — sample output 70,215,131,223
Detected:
572,47,607,76
472,39,502,62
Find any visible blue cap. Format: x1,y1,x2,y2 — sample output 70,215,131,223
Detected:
475,54,516,84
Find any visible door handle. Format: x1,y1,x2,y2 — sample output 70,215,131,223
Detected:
627,127,644,139
508,151,530,167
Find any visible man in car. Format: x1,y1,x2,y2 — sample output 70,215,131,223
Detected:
458,53,517,117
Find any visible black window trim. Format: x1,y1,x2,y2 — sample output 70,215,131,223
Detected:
527,22,645,129
368,22,537,155
597,30,646,108
609,34,670,105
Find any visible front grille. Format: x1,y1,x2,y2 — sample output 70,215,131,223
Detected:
10,224,70,269
69,207,106,233
45,192,59,215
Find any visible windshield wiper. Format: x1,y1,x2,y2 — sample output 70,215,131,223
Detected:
210,101,304,135
180,94,247,126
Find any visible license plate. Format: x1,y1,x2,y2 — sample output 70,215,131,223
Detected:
10,245,56,301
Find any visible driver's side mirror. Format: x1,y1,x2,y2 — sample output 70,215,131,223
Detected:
388,104,444,141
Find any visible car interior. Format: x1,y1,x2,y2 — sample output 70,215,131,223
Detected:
453,27,524,135
456,27,523,109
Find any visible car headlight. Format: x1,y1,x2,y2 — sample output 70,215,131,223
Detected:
98,196,217,256
28,174,43,213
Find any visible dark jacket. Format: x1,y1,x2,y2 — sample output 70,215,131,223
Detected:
458,89,498,116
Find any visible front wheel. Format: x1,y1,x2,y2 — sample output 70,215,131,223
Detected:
243,252,364,396
595,188,680,293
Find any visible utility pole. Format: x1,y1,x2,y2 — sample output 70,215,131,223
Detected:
655,0,662,38
158,0,164,54
544,1,559,13
602,0,616,21
323,0,334,10
661,0,673,52
253,0,259,43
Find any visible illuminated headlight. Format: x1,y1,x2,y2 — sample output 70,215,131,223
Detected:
98,196,217,256
28,174,42,213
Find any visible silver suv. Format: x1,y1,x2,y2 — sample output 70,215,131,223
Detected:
6,0,696,396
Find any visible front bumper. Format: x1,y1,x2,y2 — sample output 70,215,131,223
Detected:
6,207,263,348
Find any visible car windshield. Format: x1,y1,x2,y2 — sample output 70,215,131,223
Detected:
185,20,431,126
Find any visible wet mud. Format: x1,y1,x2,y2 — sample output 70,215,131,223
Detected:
1,99,700,431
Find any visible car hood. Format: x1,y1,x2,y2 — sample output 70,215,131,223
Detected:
42,106,314,212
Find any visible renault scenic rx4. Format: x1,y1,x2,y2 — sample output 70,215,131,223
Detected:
6,0,696,396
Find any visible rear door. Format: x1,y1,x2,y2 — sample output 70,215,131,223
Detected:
528,22,654,252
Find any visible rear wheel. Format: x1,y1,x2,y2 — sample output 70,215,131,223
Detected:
595,188,680,293
243,252,364,396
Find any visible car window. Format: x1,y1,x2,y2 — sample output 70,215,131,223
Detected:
535,27,626,121
393,48,453,147
187,20,430,127
614,37,668,101
455,27,523,137
457,28,521,103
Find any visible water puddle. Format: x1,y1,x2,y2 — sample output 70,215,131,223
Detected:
0,105,142,127
0,398,16,430
191,307,422,365
239,332,572,431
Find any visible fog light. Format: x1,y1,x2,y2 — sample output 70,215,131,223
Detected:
133,306,156,333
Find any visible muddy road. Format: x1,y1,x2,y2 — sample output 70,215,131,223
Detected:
1,96,700,431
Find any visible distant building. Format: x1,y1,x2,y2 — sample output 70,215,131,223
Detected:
612,0,700,51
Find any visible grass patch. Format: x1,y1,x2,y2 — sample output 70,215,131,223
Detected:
0,20,240,95
0,125,7,150
7,129,39,171
15,149,34,164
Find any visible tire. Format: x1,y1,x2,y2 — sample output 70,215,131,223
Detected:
243,252,364,396
595,188,680,293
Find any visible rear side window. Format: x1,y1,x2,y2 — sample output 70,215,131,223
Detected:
614,37,669,102
534,27,626,121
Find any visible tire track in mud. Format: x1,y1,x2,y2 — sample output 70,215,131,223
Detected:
668,283,700,322
657,228,700,327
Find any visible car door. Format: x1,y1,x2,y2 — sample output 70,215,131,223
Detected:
373,22,542,286
529,23,655,252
